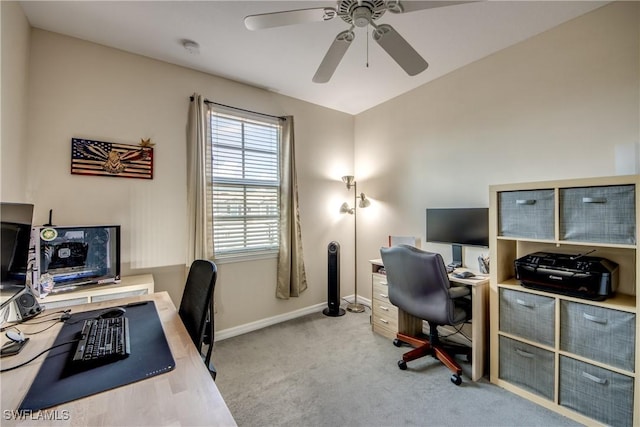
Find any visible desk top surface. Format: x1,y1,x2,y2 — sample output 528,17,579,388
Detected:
369,258,489,286
0,292,237,427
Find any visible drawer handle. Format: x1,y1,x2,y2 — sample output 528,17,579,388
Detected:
379,318,389,324
583,313,607,325
582,197,607,204
581,371,608,385
381,281,388,286
516,299,534,308
515,349,534,358
516,199,536,205
379,305,390,311
379,293,389,299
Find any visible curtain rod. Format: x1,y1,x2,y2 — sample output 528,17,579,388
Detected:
189,96,285,120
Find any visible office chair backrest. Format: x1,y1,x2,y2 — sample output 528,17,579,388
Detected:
179,259,217,349
380,245,454,325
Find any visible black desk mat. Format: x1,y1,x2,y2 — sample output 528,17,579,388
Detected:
19,300,175,411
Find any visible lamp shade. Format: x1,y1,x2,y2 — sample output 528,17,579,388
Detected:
359,193,370,208
342,175,355,189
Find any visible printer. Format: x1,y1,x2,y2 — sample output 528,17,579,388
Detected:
514,252,618,301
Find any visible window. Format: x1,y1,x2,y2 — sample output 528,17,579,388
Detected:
209,108,280,258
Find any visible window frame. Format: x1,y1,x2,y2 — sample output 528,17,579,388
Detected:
207,106,281,261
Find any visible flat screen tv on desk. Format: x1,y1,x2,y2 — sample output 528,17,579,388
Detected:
426,208,489,268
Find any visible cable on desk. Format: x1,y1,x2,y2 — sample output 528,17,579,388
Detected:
0,309,69,332
0,339,79,373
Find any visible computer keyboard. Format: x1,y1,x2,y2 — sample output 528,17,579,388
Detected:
72,317,130,365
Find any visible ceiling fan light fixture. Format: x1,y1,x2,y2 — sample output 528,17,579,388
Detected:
351,6,372,27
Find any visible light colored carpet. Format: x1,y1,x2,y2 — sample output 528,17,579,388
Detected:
213,308,581,427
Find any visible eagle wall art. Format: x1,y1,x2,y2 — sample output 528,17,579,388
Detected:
71,138,154,179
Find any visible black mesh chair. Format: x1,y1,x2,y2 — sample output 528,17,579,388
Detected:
380,245,471,385
178,259,217,380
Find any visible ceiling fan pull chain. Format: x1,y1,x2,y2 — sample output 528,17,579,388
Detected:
366,27,370,68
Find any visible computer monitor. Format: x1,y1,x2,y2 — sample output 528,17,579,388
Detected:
32,225,121,293
426,208,489,268
1,203,34,290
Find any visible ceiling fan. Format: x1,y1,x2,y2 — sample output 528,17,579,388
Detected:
244,0,472,83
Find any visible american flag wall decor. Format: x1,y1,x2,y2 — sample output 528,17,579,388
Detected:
71,138,154,179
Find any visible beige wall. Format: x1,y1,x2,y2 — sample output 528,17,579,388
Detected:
1,1,31,201
355,1,640,300
14,24,354,331
3,2,639,334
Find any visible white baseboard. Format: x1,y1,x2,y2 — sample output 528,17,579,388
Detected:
215,295,372,342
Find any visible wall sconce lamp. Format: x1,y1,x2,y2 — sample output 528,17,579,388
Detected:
340,175,370,313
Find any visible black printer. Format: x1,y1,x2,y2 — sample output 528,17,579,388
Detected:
514,252,618,301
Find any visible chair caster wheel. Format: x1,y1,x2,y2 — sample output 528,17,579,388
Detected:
393,339,402,347
451,374,462,385
398,360,407,370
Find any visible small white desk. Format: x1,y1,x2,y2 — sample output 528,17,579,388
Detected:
369,259,489,381
1,275,154,321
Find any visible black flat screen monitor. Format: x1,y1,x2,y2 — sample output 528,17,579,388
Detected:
426,208,489,267
1,203,34,290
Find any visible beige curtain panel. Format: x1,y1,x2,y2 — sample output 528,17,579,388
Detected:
276,116,308,299
186,93,213,265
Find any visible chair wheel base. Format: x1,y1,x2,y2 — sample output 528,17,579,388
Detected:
393,339,403,347
451,374,462,385
398,360,407,370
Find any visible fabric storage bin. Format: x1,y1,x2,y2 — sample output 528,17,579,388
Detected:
559,356,634,427
560,185,636,244
560,301,635,372
499,336,555,401
498,189,555,239
499,288,555,346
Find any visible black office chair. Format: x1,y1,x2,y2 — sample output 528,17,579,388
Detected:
380,245,471,385
178,259,217,381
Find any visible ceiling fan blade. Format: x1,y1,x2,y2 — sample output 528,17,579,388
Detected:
244,7,336,31
313,30,355,84
386,1,476,14
373,24,428,76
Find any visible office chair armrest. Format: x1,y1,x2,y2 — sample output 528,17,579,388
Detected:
449,286,471,299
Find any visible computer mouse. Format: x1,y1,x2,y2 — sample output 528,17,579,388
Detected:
453,271,475,279
98,307,126,319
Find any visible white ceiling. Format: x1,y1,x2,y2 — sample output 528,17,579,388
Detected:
19,1,608,115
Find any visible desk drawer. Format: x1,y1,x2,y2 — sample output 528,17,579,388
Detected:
373,322,397,340
373,299,397,318
372,281,391,304
372,305,398,331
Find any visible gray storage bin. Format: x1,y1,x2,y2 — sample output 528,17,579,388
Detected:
499,189,555,239
560,301,636,372
500,288,555,346
560,185,636,244
559,356,634,427
499,336,555,401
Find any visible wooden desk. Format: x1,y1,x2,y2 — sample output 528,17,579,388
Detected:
0,292,236,426
369,259,489,381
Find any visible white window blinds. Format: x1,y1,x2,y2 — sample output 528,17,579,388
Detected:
209,107,281,257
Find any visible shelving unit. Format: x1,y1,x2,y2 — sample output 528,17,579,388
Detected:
489,175,639,427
